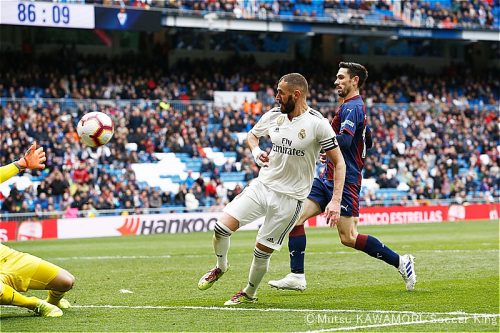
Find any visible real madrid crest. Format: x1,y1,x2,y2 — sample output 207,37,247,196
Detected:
277,115,286,126
298,129,306,139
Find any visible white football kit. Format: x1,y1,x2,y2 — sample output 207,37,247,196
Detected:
224,107,338,250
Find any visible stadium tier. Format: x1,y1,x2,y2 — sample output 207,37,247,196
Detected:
1,52,499,104
51,0,500,29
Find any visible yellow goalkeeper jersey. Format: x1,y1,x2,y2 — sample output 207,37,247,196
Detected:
0,163,20,184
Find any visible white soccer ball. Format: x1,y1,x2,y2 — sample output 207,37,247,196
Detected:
77,112,114,147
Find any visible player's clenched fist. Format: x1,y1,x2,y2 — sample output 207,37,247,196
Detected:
252,147,269,168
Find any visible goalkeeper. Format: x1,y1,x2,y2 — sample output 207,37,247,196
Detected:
0,142,75,317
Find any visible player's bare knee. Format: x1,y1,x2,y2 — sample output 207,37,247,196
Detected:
67,273,76,291
60,278,74,292
255,242,274,254
217,214,239,233
59,270,75,291
48,271,74,292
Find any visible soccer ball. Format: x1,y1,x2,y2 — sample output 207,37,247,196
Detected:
77,112,114,147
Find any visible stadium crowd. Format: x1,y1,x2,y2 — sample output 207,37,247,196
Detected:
396,0,498,29
50,0,499,29
0,54,498,217
2,52,498,105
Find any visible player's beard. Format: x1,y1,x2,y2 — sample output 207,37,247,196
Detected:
280,95,295,114
337,85,349,98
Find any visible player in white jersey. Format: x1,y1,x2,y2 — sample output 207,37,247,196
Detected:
198,73,346,305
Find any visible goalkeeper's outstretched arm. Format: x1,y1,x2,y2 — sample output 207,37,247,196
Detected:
0,142,46,184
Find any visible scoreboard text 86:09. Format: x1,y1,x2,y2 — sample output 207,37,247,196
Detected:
0,1,95,29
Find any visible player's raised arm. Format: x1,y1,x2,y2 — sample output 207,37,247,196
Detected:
324,144,346,227
0,141,46,183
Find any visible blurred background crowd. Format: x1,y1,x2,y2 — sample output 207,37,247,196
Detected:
58,0,500,29
76,0,499,29
2,51,498,105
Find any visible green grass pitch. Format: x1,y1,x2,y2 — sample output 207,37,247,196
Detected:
1,220,498,332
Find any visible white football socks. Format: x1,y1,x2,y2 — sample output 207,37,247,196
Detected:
243,247,272,298
213,221,233,272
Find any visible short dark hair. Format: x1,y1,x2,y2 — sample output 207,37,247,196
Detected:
339,62,368,89
279,73,309,95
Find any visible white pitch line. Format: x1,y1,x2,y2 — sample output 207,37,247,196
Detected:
119,289,134,294
72,304,500,318
49,248,498,261
50,255,172,260
300,316,474,332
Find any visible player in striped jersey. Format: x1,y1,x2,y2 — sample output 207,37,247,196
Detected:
269,62,417,292
0,142,75,317
198,73,346,305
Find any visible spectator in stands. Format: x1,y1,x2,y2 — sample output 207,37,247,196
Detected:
221,159,237,173
361,189,377,207
184,171,195,189
36,180,50,197
72,162,90,184
120,188,134,207
120,200,134,215
1,195,14,213
200,158,215,173
149,189,163,209
7,184,23,212
95,196,113,211
378,173,398,188
161,191,171,206
185,188,199,210
70,192,86,210
82,200,98,217
174,184,187,206
205,179,218,199
59,192,74,212
34,192,49,211
48,169,70,204
192,183,205,206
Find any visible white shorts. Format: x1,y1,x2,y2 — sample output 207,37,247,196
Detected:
224,180,304,250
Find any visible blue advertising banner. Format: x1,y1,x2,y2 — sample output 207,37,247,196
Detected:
95,6,161,32
282,22,312,33
397,28,462,39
